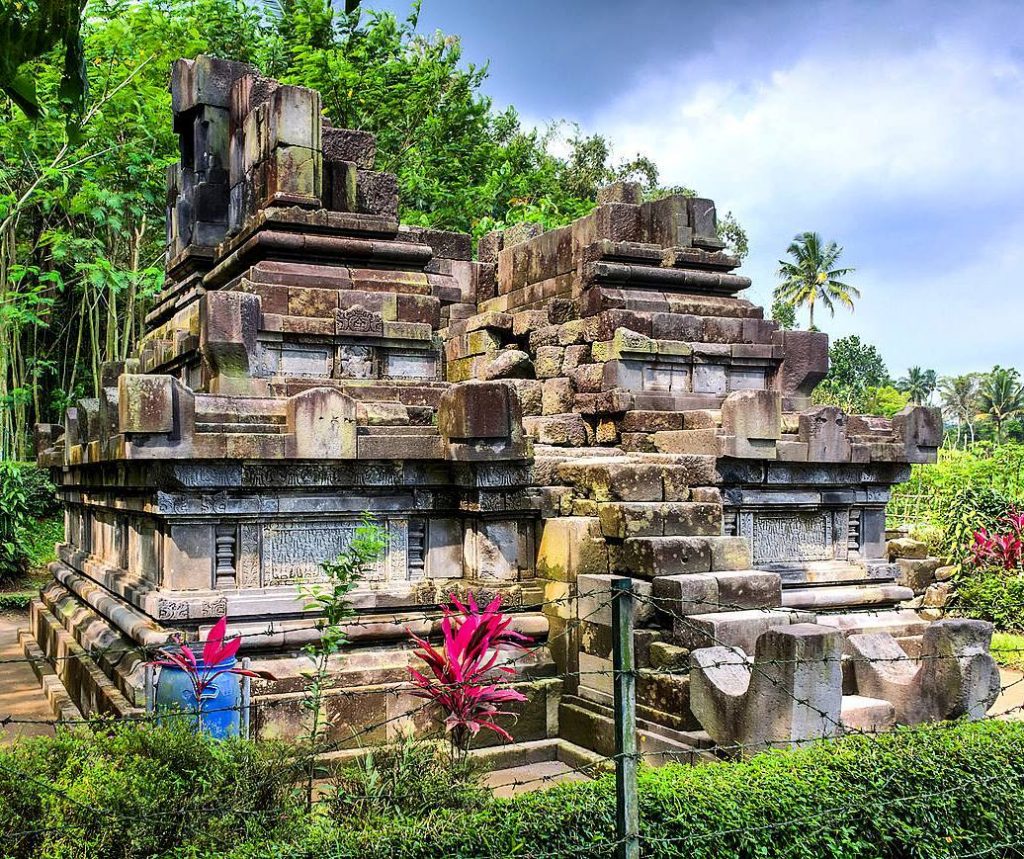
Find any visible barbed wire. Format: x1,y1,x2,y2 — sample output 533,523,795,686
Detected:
5,574,1024,858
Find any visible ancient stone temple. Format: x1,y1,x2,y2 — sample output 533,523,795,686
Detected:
30,55,998,755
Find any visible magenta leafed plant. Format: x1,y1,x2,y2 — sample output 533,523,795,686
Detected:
408,594,531,756
966,509,1024,569
151,616,275,732
971,511,1024,571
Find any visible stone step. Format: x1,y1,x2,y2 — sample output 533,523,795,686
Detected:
617,535,751,577
596,501,723,539
772,561,897,586
557,697,713,764
815,609,930,639
781,583,914,612
674,608,814,653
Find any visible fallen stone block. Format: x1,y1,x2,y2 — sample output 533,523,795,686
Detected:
847,619,1000,724
689,623,845,749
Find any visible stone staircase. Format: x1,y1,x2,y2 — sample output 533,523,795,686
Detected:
773,560,914,613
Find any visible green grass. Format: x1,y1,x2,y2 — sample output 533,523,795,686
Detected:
0,591,34,612
991,631,1024,671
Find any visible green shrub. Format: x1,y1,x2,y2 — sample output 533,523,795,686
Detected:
236,720,1024,859
4,720,1024,858
955,567,1024,631
329,736,487,821
0,721,302,859
938,485,1013,564
0,462,59,584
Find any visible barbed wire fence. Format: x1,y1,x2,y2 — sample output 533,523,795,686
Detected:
4,585,1024,857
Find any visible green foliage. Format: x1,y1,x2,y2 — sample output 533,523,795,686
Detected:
955,567,1024,631
330,734,487,820
19,514,63,570
977,365,1024,445
299,514,387,806
939,373,982,446
0,590,34,610
990,631,1024,670
814,334,889,414
249,721,1024,858
938,484,1015,564
0,721,301,859
862,384,909,418
774,230,858,331
4,720,1024,858
0,0,86,119
717,210,748,260
889,443,1024,540
0,460,58,584
770,298,797,330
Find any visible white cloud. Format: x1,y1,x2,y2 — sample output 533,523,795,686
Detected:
598,34,1024,212
584,2,1024,375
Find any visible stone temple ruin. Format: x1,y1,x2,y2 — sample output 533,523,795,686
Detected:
29,56,999,756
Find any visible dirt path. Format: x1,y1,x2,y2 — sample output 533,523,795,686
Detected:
0,613,55,743
993,668,1024,719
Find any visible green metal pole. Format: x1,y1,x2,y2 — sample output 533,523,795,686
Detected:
612,577,639,859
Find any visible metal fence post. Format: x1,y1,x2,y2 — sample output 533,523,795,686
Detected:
612,577,639,859
144,662,155,716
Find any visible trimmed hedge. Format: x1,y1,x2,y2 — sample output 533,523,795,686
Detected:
245,720,1024,859
2,720,1023,858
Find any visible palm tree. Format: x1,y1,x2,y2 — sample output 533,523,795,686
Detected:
898,367,938,405
774,232,858,330
977,366,1024,445
938,374,980,446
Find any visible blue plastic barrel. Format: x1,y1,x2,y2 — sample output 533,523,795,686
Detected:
155,656,242,739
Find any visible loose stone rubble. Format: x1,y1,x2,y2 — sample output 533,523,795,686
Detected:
30,56,998,756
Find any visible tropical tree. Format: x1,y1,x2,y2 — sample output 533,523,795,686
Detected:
774,231,858,330
813,335,888,414
898,367,938,405
977,366,1024,445
0,0,87,119
938,374,980,446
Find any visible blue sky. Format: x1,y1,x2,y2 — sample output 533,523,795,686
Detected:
365,0,1024,379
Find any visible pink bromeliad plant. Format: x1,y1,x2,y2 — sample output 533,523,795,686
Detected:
151,616,275,733
408,594,531,759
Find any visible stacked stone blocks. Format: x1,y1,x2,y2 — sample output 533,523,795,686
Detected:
30,56,994,757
